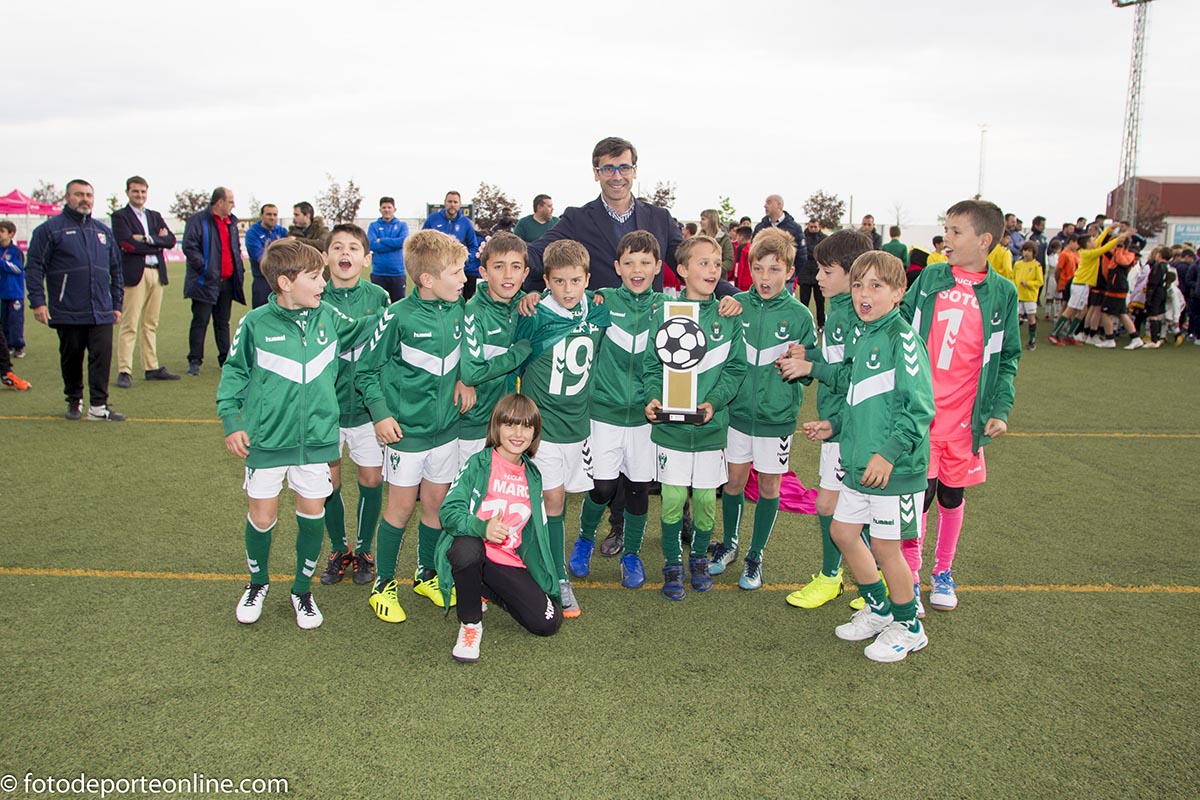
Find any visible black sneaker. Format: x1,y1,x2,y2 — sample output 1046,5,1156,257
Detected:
599,514,624,558
145,366,181,381
66,400,83,420
187,362,201,376
320,551,350,585
352,552,376,585
116,372,132,389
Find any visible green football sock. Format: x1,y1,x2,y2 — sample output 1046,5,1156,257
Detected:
417,522,440,575
690,527,713,559
579,495,605,542
244,516,274,584
819,514,842,577
355,482,382,554
622,512,648,556
661,518,684,565
859,579,891,617
721,490,744,549
548,514,567,581
375,519,406,582
892,596,921,633
323,486,347,551
1069,318,1083,336
292,511,325,595
747,496,779,561
1027,322,1037,343
1051,316,1070,337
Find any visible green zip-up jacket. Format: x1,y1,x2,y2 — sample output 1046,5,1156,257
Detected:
356,292,464,453
435,448,561,611
805,292,856,444
217,296,372,469
901,263,1021,454
323,280,391,428
728,289,816,438
458,282,533,440
591,285,662,427
642,296,747,453
839,307,934,496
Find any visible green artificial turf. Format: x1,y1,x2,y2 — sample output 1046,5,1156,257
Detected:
2,283,1197,798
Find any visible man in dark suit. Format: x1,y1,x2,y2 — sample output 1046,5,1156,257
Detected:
525,136,735,296
112,176,179,388
182,187,244,376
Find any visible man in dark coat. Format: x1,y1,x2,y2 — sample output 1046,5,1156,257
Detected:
182,186,244,375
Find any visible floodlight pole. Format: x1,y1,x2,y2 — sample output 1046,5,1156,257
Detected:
977,124,988,199
1114,0,1154,224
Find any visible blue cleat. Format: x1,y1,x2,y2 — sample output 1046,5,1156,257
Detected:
661,564,686,601
568,536,594,578
620,553,646,589
688,556,713,592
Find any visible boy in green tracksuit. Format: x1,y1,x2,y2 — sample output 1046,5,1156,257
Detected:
356,230,476,623
786,251,934,662
458,233,533,463
644,235,747,601
714,228,816,590
218,238,376,630
318,224,392,588
513,239,610,619
777,229,874,609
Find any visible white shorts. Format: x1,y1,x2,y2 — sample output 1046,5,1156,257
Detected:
533,439,594,493
590,420,655,482
833,485,924,541
339,423,384,468
656,446,728,490
1018,301,1038,317
726,428,792,475
458,437,486,468
383,440,460,487
818,441,846,492
244,463,333,501
1067,283,1090,311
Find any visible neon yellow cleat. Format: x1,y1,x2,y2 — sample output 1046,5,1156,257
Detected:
369,579,407,623
414,568,456,608
786,570,844,609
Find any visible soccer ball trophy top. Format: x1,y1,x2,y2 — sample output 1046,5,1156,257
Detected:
653,303,708,424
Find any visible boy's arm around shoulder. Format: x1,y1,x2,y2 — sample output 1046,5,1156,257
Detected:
460,302,533,386
876,327,935,466
438,457,489,539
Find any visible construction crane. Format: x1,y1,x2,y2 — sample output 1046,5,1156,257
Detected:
1113,0,1155,225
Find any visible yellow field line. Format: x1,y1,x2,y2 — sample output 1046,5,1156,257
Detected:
0,415,221,424
0,566,1195,594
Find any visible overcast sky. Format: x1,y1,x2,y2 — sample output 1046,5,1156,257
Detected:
7,0,1198,230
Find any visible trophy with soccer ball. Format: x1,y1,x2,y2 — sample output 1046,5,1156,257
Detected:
653,302,708,423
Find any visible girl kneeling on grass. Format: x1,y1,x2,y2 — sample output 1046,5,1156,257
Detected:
435,393,563,662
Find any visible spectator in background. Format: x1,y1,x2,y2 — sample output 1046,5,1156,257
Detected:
882,225,909,266
753,194,807,284
928,235,948,264
860,214,883,249
244,203,287,308
288,201,329,250
682,222,698,239
799,218,827,329
1052,221,1076,249
1027,216,1049,267
423,190,480,298
513,194,559,244
699,209,734,277
182,187,244,376
1005,213,1025,260
368,196,410,302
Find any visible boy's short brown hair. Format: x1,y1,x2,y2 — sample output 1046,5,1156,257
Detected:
849,251,907,291
944,199,1005,251
405,229,467,282
676,234,721,267
0,220,16,236
261,238,325,293
485,393,542,459
543,239,590,276
326,223,370,252
813,228,872,272
479,231,528,268
616,230,660,262
1020,240,1037,254
748,227,796,269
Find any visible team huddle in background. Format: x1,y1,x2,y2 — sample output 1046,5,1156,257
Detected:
218,192,1020,666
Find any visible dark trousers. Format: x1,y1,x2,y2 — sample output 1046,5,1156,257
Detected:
56,323,113,406
1,297,24,349
462,275,478,301
188,279,234,366
370,273,407,304
249,263,271,309
448,536,561,635
799,282,827,328
0,321,11,374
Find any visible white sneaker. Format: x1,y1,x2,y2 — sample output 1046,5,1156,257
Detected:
236,583,269,624
290,591,324,630
914,582,925,619
86,404,127,421
835,606,893,641
930,570,959,611
1123,338,1144,350
865,621,928,663
452,622,482,662
1095,339,1116,349
1144,340,1162,349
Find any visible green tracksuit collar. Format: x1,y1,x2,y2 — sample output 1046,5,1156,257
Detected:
473,281,521,311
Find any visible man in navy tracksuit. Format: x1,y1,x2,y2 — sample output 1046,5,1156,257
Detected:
422,190,480,298
182,187,245,375
26,179,126,420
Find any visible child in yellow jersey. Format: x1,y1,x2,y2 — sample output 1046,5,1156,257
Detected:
1014,241,1044,350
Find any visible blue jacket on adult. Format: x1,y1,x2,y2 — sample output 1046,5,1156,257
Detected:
244,221,288,272
182,207,245,305
0,243,24,300
422,210,479,277
25,206,123,327
367,217,410,277
524,196,705,294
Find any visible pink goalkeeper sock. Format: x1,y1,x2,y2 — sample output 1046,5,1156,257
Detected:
902,509,929,582
933,501,965,574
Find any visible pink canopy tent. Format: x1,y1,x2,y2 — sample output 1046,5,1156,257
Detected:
0,189,61,216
